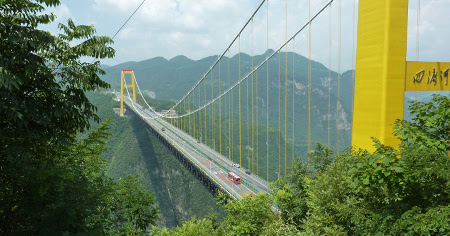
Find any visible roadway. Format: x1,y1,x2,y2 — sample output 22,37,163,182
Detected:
121,96,268,200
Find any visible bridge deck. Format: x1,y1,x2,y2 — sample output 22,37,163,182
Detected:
122,97,267,200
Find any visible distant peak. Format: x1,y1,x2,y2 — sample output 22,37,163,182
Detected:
141,57,168,64
169,55,193,63
266,49,275,55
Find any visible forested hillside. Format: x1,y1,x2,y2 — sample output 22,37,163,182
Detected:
87,91,223,227
99,51,354,158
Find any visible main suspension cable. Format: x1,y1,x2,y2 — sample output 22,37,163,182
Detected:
160,0,267,117
162,0,335,119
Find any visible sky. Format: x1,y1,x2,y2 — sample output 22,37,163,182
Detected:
40,0,450,72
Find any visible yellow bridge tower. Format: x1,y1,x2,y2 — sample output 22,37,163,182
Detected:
353,0,450,151
120,69,137,116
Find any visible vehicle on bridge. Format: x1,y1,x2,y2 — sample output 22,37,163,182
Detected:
228,172,241,184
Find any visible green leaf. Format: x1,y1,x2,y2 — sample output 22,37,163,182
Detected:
392,167,404,173
363,177,370,185
375,166,383,172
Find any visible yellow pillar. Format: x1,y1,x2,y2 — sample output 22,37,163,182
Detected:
120,70,125,116
120,69,136,116
131,71,136,102
352,0,409,151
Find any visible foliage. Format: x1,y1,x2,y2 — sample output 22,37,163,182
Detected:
153,192,291,236
158,95,450,235
1,1,114,149
217,193,275,235
0,1,158,234
348,140,407,205
394,94,450,153
390,206,450,235
154,217,216,236
309,143,334,173
106,175,159,235
300,95,450,235
271,159,309,229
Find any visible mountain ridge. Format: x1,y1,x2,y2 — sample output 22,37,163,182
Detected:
99,51,354,157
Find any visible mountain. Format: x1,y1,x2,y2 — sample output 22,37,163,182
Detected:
100,51,354,158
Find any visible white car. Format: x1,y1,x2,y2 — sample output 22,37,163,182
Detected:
232,163,240,168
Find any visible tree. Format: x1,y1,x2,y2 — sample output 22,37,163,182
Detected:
0,1,159,234
271,159,309,229
1,0,114,232
309,143,334,173
107,175,159,235
303,95,450,235
155,217,216,236
265,95,450,235
217,192,276,236
394,94,450,153
1,0,114,151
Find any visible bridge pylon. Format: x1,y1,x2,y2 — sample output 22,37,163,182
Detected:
353,0,450,151
120,69,136,116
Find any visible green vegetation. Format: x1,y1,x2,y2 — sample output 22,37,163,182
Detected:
3,1,448,235
154,193,288,235
100,50,354,158
88,91,224,227
154,95,450,235
0,1,158,234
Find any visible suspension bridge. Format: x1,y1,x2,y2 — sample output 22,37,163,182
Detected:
116,0,449,199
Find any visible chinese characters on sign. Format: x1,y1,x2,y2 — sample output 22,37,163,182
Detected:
413,68,449,86
405,61,450,91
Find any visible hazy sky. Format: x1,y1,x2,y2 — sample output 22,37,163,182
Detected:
40,0,450,71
